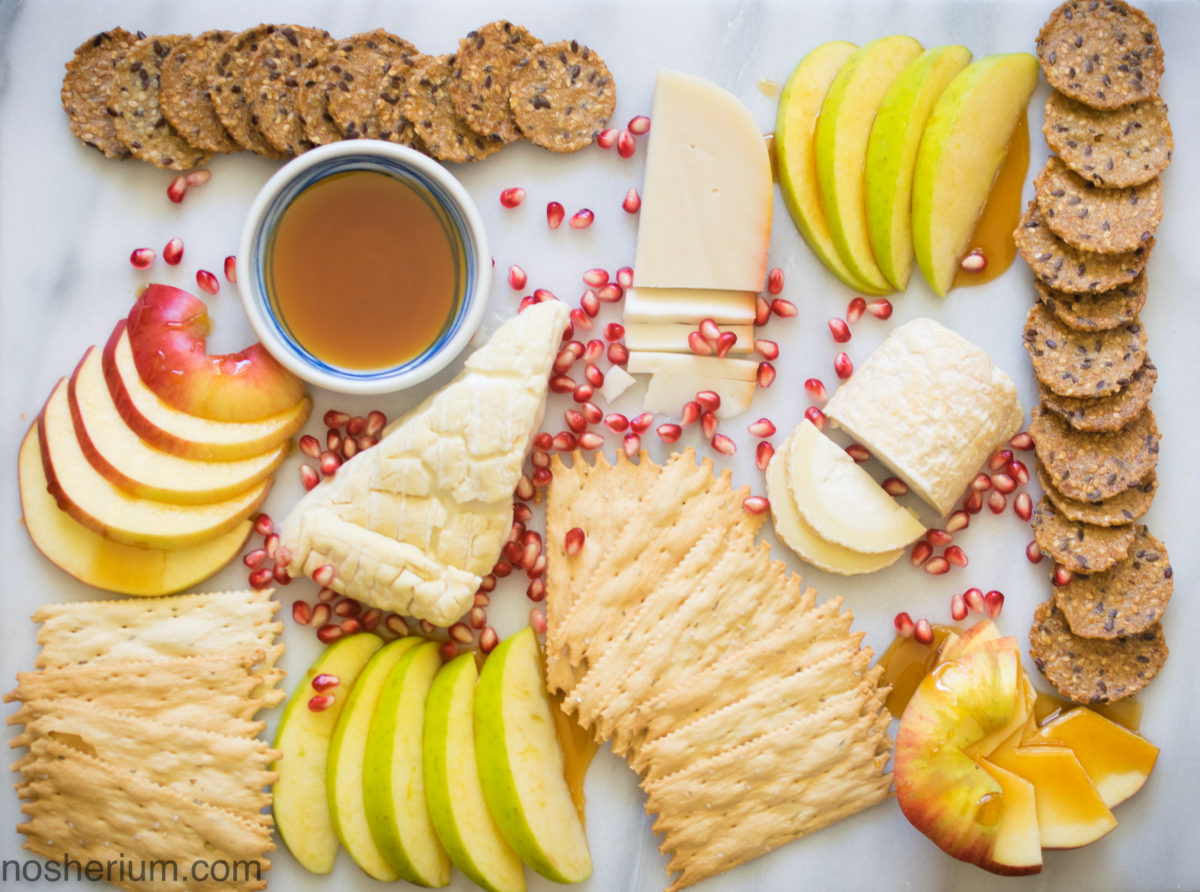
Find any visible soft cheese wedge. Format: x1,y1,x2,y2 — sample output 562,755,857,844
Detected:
278,301,568,626
785,419,925,553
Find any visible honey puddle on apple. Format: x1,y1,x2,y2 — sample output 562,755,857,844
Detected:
552,690,598,827
268,170,462,371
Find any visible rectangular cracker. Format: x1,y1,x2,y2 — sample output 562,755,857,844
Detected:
18,739,272,892
14,700,278,820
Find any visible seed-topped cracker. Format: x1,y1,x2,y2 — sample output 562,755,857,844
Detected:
1038,464,1156,527
245,26,333,157
1031,403,1159,503
1052,526,1171,638
1015,200,1151,294
389,53,505,163
208,25,288,159
450,20,542,143
1043,91,1172,188
1039,358,1156,432
1035,156,1161,254
159,30,239,155
111,35,213,170
1032,495,1135,574
326,30,421,144
1036,0,1162,110
1035,273,1147,331
1023,302,1146,398
1029,600,1166,704
61,28,142,160
510,39,616,153
296,40,343,146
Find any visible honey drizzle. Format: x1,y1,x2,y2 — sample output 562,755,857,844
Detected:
552,690,598,826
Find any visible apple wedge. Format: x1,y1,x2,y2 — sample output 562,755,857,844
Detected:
865,45,972,291
18,425,251,596
974,757,1043,876
104,322,311,460
126,283,307,422
273,633,384,874
38,378,270,549
363,641,451,887
424,653,525,892
475,628,591,883
937,619,1002,664
912,53,1038,295
785,419,925,553
68,345,286,504
815,34,924,294
776,41,888,295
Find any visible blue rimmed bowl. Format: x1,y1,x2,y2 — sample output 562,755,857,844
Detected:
237,141,490,394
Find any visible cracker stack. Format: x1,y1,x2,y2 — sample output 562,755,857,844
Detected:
544,449,892,891
6,589,284,892
1017,0,1171,704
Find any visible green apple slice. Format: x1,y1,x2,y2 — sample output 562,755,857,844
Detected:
815,34,924,294
776,42,888,295
363,640,451,887
865,45,972,291
327,636,422,880
273,632,384,874
912,53,1038,295
475,627,591,883
425,653,526,892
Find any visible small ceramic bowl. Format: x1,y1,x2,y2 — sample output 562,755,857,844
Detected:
237,141,490,394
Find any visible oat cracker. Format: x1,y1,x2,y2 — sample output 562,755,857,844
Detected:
209,25,288,159
159,30,239,155
510,40,616,153
1015,200,1151,294
296,41,343,146
327,30,421,143
1023,302,1146,398
1036,0,1162,110
1035,273,1147,331
1031,403,1159,503
1039,358,1156,432
1038,464,1156,526
61,28,141,159
450,20,542,143
1029,600,1166,704
1032,495,1135,574
391,54,504,163
1035,156,1161,254
246,26,333,157
1043,91,1172,188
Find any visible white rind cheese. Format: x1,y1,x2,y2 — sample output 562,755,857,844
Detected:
824,317,1023,516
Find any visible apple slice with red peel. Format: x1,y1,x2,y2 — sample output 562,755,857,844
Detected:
937,619,1002,664
69,345,287,504
18,425,252,596
974,756,1043,875
126,283,306,422
39,377,271,549
104,321,311,460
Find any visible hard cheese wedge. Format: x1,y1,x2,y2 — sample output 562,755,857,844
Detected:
622,287,757,326
279,301,569,626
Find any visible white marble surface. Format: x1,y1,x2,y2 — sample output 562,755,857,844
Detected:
2,1,1200,890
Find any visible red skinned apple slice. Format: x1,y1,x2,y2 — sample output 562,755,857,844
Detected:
126,283,307,422
104,321,311,460
18,425,252,596
39,377,271,549
69,345,286,504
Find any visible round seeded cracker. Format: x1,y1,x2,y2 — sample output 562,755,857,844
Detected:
1035,156,1161,254
387,54,504,163
1023,302,1146,398
1039,358,1156,432
1015,200,1151,294
510,40,616,153
1032,496,1135,574
245,26,333,157
61,28,142,160
159,30,239,155
1029,600,1166,704
1035,273,1146,331
1036,0,1162,110
1038,465,1156,527
1043,91,1172,188
1053,526,1171,639
110,35,213,170
295,42,343,147
208,25,288,159
1031,403,1159,503
450,20,542,144
327,30,421,144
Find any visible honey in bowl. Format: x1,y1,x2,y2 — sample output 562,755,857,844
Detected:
266,169,464,371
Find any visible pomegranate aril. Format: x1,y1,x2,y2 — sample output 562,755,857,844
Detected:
972,472,993,492
701,410,718,439
1010,431,1034,451
323,410,349,428
866,298,893,320
914,618,934,645
273,563,292,585
984,590,1004,618
264,533,280,558
894,611,915,637
963,490,984,514
163,237,184,265
846,296,867,323
743,495,770,515
334,598,362,618
688,331,714,355
845,443,871,463
518,296,536,313
657,423,682,443
196,269,219,295
546,201,565,229
516,473,535,501
479,626,501,653
616,266,634,288
530,450,550,469
950,593,968,622
748,418,776,438
960,250,987,273
578,431,604,451
551,431,577,452
366,410,387,437
715,331,738,357
439,641,458,661
945,510,970,533
828,318,851,342
804,378,829,404
356,434,378,451
607,342,629,364
468,606,488,631
292,600,313,624
757,362,776,388
569,208,594,230
804,406,827,431
964,587,985,613
549,374,576,394
926,528,953,547
583,338,605,362
527,577,548,602
681,401,701,426
316,623,343,644
254,513,274,537
910,541,933,567
532,432,553,452
988,449,1014,472
834,352,853,379
384,614,409,637
628,115,651,135
572,383,594,403
711,434,736,456
243,548,267,569
313,563,335,587
698,318,722,343
616,130,635,158
605,413,629,433
569,307,593,331
583,268,609,287
770,298,798,318
695,390,721,412
361,608,383,631
1007,460,1030,486
448,622,473,645
1014,491,1033,522
298,434,321,459
500,186,526,208
167,174,188,203
630,413,654,434
945,545,968,568
924,556,950,575
596,282,624,302
1053,565,1074,586
603,322,625,342
767,267,784,295
755,296,772,326
507,265,527,290
224,255,237,283
987,491,1007,514
621,187,642,214
130,247,155,269
1026,539,1043,564
580,290,600,318
623,432,641,458
564,527,586,556
564,409,587,433
582,400,603,424
992,472,1017,494
311,672,340,692
755,339,779,360
596,128,618,149
320,451,341,476
882,477,909,497
308,694,335,711
755,440,775,472
185,169,211,188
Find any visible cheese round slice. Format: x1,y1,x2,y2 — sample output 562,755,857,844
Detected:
786,419,925,553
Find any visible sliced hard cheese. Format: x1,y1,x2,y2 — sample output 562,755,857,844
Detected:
600,365,636,404
786,419,925,554
627,351,758,382
824,318,1022,516
279,302,569,626
624,321,754,355
633,70,772,292
643,373,755,420
622,286,757,326
765,433,904,575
